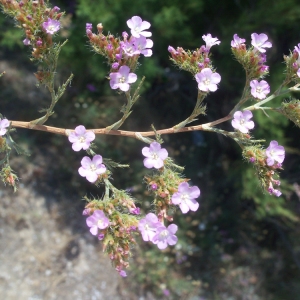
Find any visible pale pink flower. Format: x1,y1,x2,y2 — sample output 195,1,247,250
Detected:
78,155,106,183
109,66,137,92
231,34,246,48
138,213,160,242
265,140,285,166
251,33,272,53
250,79,270,99
68,125,95,151
152,224,178,250
202,33,220,51
42,18,60,35
195,68,221,92
86,210,109,235
142,142,168,169
171,182,200,214
231,110,255,133
127,16,152,38
0,118,9,136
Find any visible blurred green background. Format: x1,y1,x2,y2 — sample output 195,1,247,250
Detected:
1,0,300,299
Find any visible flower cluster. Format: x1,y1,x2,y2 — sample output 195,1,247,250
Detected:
68,125,107,183
0,1,62,59
138,213,178,250
243,140,285,197
168,33,221,79
86,16,153,92
83,201,139,277
231,33,271,80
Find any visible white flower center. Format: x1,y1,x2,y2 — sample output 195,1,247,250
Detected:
97,219,103,227
90,164,97,171
160,230,168,237
79,136,86,143
151,152,159,160
204,79,210,85
240,118,245,125
119,76,126,83
180,193,189,203
256,87,262,93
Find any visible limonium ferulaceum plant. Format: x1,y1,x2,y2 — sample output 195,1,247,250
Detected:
1,0,300,278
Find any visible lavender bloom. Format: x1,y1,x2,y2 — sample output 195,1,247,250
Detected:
152,224,178,250
171,182,200,214
202,33,220,51
129,207,140,215
231,110,255,133
68,125,95,151
250,79,270,99
109,66,137,92
0,118,9,136
86,23,92,31
133,36,153,57
168,46,177,55
86,210,109,235
78,155,106,183
23,38,31,46
119,270,127,277
42,18,60,35
265,140,285,166
251,33,272,53
231,34,246,48
112,62,119,69
127,16,152,38
142,141,168,169
121,40,140,57
138,213,160,242
53,6,60,12
195,68,221,92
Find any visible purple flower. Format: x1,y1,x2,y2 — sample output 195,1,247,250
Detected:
119,270,127,277
68,125,95,151
127,16,152,38
133,36,153,57
202,33,220,51
129,207,140,215
138,213,160,242
86,210,109,235
195,68,221,92
86,23,92,31
250,79,270,99
152,224,178,250
112,62,119,69
109,66,137,92
78,155,106,183
231,34,246,48
23,38,31,46
120,40,140,57
42,18,60,35
53,6,60,12
251,33,272,53
171,182,200,214
265,140,285,166
0,118,9,136
98,233,105,240
297,68,300,78
231,110,255,133
142,141,168,169
168,46,177,55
